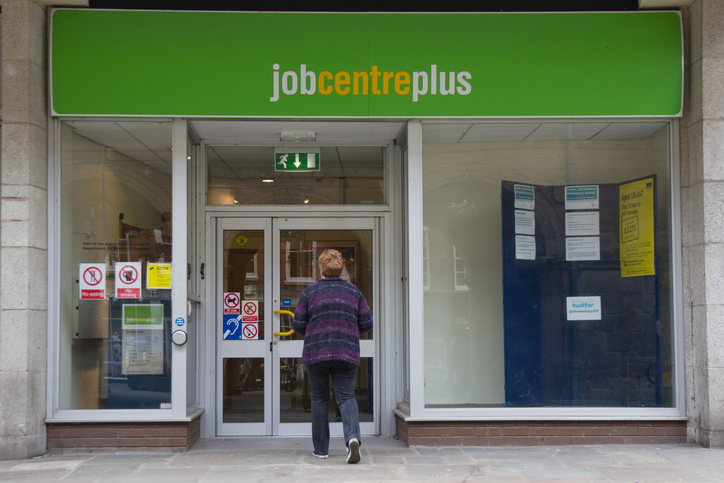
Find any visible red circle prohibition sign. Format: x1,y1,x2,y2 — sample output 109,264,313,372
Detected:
243,302,257,315
119,266,139,285
243,324,257,338
83,267,103,286
225,293,240,308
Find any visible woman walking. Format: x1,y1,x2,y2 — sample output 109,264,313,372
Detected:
292,249,373,463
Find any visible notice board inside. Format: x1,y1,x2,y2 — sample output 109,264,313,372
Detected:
501,177,661,407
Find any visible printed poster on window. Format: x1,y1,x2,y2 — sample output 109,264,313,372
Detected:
619,177,656,277
147,263,172,289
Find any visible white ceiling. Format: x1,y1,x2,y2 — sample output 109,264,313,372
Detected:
190,120,405,144
65,120,173,174
67,120,668,172
421,122,668,143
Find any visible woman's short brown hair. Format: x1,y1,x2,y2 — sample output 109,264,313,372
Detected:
318,249,344,278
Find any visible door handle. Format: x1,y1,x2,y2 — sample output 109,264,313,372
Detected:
273,309,295,336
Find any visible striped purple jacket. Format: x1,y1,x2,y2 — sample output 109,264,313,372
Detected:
292,277,373,366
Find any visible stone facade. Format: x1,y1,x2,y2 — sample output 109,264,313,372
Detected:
682,0,724,448
0,0,49,460
0,0,723,460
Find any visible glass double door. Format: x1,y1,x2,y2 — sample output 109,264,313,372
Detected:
217,217,376,436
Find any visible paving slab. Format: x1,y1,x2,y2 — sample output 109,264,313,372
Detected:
596,466,713,482
0,440,723,482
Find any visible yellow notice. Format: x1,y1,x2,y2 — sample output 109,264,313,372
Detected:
147,263,172,289
619,177,656,277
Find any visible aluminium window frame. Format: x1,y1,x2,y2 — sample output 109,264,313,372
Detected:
197,127,402,438
46,117,193,423
405,118,686,421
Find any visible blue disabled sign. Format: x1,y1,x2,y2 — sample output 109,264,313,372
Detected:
223,314,243,340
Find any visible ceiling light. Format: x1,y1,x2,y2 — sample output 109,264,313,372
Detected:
280,131,316,142
262,179,274,183
303,199,310,204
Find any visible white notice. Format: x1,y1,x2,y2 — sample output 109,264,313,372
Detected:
565,211,600,236
515,235,536,260
565,185,599,210
514,184,535,210
566,237,601,261
567,296,602,321
514,210,535,235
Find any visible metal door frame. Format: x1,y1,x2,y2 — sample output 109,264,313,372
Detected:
215,217,273,436
212,216,380,437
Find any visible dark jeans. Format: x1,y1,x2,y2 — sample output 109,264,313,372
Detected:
305,360,361,456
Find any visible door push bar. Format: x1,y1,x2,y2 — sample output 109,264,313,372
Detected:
273,309,295,336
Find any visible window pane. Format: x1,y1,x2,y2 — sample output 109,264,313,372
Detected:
279,357,373,423
207,146,386,205
279,229,374,341
422,122,674,408
59,120,173,410
223,230,266,341
223,358,264,423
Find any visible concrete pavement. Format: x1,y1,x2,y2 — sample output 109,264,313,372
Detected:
1,437,724,482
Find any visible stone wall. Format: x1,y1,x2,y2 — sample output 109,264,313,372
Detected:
0,0,49,460
682,0,724,448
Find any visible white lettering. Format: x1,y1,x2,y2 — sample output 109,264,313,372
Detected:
301,64,316,95
413,71,428,102
282,71,298,95
431,64,437,95
440,71,455,95
457,71,472,95
270,63,280,102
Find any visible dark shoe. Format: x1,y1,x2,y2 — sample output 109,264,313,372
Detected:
346,438,360,464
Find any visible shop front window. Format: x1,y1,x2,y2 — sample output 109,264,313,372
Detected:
422,121,675,408
207,146,386,205
59,120,173,410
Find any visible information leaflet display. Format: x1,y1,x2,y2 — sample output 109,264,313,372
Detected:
121,304,164,375
501,179,661,407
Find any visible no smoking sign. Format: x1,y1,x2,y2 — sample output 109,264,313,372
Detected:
242,300,259,322
242,323,258,339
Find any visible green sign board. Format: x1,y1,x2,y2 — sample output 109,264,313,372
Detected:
50,10,682,118
122,304,164,330
275,152,320,172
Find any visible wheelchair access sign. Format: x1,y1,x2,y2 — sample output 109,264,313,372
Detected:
223,314,258,340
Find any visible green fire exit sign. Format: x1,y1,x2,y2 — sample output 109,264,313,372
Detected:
274,151,321,172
